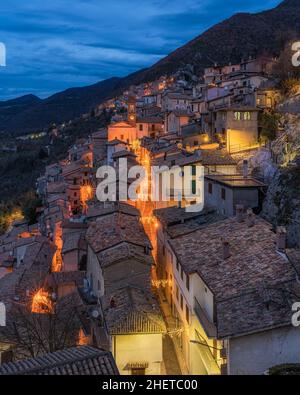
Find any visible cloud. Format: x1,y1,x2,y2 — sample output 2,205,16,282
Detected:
0,0,282,100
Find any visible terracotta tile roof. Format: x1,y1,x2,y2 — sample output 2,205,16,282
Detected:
104,286,166,335
48,271,86,287
111,150,137,159
86,212,151,253
169,216,295,301
152,151,201,167
217,281,300,338
0,346,119,375
0,240,56,309
169,216,299,337
169,216,300,337
98,243,154,268
196,149,237,166
154,207,225,238
86,202,139,220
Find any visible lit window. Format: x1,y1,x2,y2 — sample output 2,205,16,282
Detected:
234,112,241,121
244,112,251,121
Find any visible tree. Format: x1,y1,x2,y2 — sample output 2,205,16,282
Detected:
2,292,86,360
259,110,280,143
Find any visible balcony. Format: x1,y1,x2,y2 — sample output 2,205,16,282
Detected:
194,297,217,338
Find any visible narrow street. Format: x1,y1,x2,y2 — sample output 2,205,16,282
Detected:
162,335,182,375
137,198,184,375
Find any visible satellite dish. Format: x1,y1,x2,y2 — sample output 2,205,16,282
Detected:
91,309,100,319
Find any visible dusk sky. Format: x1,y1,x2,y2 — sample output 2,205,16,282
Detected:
0,0,282,100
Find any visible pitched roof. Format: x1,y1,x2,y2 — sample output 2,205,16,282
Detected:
48,271,86,287
111,150,137,160
104,286,166,335
0,346,119,375
196,149,237,166
86,202,139,220
154,207,225,238
169,216,295,300
86,212,151,253
169,216,299,338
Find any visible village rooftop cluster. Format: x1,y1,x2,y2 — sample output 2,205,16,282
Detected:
0,55,299,376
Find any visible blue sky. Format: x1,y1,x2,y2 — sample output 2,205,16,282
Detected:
0,0,282,100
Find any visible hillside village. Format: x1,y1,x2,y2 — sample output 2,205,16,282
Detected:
0,54,300,376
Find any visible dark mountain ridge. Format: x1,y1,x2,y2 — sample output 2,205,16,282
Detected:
1,0,299,135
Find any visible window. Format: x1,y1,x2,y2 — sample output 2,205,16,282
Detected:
74,192,77,197
120,134,124,140
192,165,196,176
162,246,166,256
180,267,184,281
194,141,198,146
208,182,213,194
151,124,155,132
244,112,251,121
186,275,190,291
180,294,183,310
176,285,179,301
221,188,226,201
186,305,190,323
74,200,78,205
171,160,176,166
139,124,143,131
234,111,241,121
176,260,179,271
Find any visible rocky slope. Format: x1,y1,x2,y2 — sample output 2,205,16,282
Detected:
262,160,300,247
262,113,300,247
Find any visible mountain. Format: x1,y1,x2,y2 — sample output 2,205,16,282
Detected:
1,0,300,135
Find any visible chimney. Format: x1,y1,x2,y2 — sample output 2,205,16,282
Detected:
110,297,116,308
243,160,249,179
236,204,244,223
221,238,231,260
246,208,255,228
276,226,287,252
